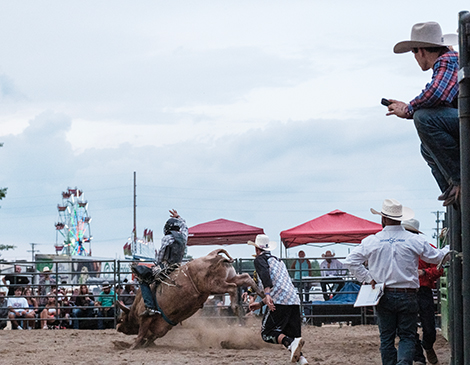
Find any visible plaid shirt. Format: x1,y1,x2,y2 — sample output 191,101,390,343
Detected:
254,252,300,305
155,217,188,263
408,50,458,116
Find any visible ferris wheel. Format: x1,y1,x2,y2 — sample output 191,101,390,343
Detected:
54,187,92,256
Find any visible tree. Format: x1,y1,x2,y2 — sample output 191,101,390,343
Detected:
0,244,15,251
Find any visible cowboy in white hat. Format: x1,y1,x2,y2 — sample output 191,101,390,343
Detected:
344,199,449,365
385,21,460,207
38,266,56,306
319,250,346,301
247,234,308,365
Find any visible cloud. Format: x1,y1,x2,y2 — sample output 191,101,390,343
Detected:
0,1,457,261
0,74,26,100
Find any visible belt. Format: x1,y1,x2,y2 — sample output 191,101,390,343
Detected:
384,287,418,293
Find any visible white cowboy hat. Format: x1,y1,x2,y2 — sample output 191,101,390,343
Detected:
248,234,277,251
394,22,457,54
42,266,51,273
402,218,423,234
322,250,335,258
371,198,414,222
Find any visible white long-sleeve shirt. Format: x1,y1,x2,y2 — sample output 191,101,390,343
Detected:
344,225,448,289
320,258,345,277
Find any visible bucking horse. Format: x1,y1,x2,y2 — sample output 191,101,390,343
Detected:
116,248,264,349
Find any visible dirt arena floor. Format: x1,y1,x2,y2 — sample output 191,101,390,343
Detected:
0,317,450,365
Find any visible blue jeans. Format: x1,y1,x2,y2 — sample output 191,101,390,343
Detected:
413,107,460,192
377,292,419,365
97,307,115,329
140,283,156,310
293,280,311,302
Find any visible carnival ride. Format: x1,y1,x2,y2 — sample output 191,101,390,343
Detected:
123,229,154,260
55,187,92,256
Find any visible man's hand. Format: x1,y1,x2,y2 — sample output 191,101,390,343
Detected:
169,209,180,219
386,99,410,119
248,301,262,312
369,279,377,289
418,269,425,277
263,294,275,311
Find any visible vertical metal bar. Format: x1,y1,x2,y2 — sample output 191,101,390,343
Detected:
459,10,470,365
450,208,463,364
114,259,118,328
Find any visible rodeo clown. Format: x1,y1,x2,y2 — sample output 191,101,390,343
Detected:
132,209,188,317
248,234,308,365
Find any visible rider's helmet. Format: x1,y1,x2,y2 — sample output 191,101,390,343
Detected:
164,218,181,235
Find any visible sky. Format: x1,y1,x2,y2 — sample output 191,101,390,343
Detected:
0,1,467,263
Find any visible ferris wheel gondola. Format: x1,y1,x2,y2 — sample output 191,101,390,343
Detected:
54,187,93,256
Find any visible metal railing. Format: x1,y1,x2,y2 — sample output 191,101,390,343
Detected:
0,256,384,329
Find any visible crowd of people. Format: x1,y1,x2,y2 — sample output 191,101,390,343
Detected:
0,271,136,331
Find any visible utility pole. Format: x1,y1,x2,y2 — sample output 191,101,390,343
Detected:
432,211,445,248
133,171,137,258
27,243,41,262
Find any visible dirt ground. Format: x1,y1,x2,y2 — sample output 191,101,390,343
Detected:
0,317,450,365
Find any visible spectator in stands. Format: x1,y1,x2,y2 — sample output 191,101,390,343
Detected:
119,281,136,307
72,284,95,329
2,265,30,296
242,270,263,316
7,286,32,330
320,250,345,301
95,281,115,329
0,286,8,329
23,287,38,330
40,295,59,330
60,296,73,328
38,267,56,307
402,219,444,365
291,250,312,302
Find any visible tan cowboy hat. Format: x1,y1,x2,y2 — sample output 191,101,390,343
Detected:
371,198,414,222
322,250,335,258
394,22,457,54
248,234,277,251
402,218,423,234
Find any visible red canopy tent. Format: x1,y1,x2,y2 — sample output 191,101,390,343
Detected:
280,209,382,249
187,218,264,246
